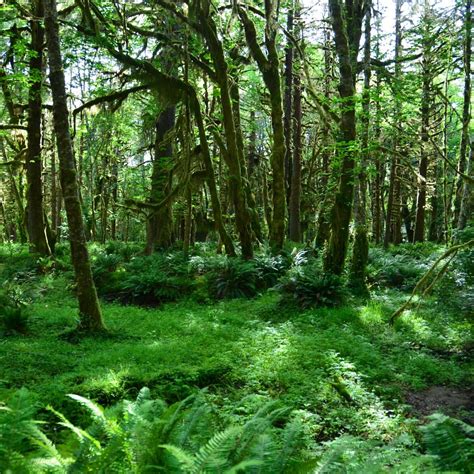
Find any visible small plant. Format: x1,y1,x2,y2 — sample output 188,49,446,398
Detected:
367,248,428,291
0,283,30,334
254,254,288,289
278,265,346,308
206,258,259,299
1,306,29,334
118,253,194,305
92,252,124,292
0,388,315,473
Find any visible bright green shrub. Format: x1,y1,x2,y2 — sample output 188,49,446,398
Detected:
315,434,434,472
104,241,142,262
92,253,124,294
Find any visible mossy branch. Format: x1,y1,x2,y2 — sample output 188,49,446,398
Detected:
389,239,474,324
73,85,148,117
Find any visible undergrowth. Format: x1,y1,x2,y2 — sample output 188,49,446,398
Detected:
0,241,472,472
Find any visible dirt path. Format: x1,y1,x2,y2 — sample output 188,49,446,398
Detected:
406,385,474,423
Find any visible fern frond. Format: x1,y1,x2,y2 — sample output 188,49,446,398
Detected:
192,426,243,473
47,405,102,450
160,443,196,471
174,392,211,448
422,413,474,473
273,416,304,473
68,394,105,420
226,458,264,473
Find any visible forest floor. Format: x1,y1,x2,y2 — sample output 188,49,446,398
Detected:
1,273,472,440
0,243,473,471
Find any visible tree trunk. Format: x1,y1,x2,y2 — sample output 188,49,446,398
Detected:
288,26,302,243
283,4,294,206
324,0,365,275
350,2,371,291
44,0,104,331
384,0,403,247
315,24,334,248
197,8,254,258
239,4,287,251
413,6,433,243
457,0,472,230
229,73,262,242
190,94,236,256
145,106,175,254
371,5,383,243
458,142,473,230
26,0,51,256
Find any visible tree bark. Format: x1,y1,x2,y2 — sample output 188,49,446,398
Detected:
26,0,51,256
44,0,104,331
195,7,254,258
457,0,472,230
283,4,294,206
351,2,371,291
384,0,403,247
324,0,365,275
289,11,302,243
145,106,175,254
239,3,287,251
413,3,433,242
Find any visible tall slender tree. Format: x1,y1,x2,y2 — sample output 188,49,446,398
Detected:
26,0,51,256
456,0,472,230
324,0,366,275
44,0,104,331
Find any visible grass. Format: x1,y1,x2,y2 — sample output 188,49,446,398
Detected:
0,272,472,445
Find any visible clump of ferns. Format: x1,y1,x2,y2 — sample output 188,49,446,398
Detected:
46,388,314,473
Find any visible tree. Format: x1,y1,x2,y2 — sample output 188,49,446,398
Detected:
44,0,104,331
456,0,472,230
350,0,371,291
324,0,367,275
25,0,51,256
288,2,303,243
384,0,404,247
239,2,287,251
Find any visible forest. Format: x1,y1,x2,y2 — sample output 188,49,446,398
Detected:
0,0,473,471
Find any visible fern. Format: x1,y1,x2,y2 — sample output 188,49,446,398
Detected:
0,389,67,472
272,416,305,473
422,413,474,473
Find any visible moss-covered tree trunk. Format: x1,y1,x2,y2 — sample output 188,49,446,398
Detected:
350,2,371,291
384,0,403,247
239,3,286,251
456,0,472,230
283,5,294,205
371,20,384,244
191,95,236,257
315,25,335,248
26,0,51,256
195,7,254,258
324,0,365,275
44,0,104,331
229,75,262,243
289,33,302,243
145,106,175,255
